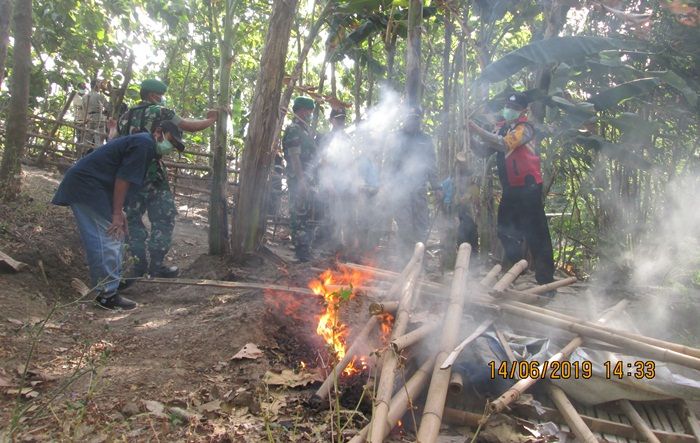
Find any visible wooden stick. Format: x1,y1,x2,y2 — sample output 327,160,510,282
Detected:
443,407,696,443
489,298,630,414
390,322,440,352
416,243,472,443
547,384,598,443
618,399,661,443
367,243,425,443
494,327,518,364
498,302,700,371
492,259,528,291
312,316,379,403
349,356,434,443
479,264,502,287
137,277,315,295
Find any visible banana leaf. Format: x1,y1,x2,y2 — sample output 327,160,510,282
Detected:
589,78,661,111
479,36,642,83
574,135,652,170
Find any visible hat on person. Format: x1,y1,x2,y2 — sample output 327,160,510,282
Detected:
140,79,168,95
159,120,185,152
505,93,529,109
292,96,315,111
330,108,346,119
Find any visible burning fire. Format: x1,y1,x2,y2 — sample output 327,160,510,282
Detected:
309,266,370,375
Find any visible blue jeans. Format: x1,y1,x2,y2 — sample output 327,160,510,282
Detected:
71,204,123,295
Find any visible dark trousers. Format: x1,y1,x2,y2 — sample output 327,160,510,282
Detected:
497,184,554,284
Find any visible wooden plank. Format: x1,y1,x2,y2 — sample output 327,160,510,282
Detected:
664,402,686,434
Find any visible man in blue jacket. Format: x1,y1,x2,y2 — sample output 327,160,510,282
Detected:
52,121,184,310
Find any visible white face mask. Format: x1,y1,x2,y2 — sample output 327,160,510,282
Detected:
502,108,521,121
156,138,174,156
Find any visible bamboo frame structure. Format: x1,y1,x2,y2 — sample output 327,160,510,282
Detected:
547,384,598,443
489,299,630,413
390,322,440,352
367,243,425,442
618,399,661,443
415,243,472,443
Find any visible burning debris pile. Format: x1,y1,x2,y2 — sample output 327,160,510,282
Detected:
300,243,700,443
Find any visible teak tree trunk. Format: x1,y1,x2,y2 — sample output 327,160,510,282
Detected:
209,0,235,255
0,0,32,202
230,0,298,260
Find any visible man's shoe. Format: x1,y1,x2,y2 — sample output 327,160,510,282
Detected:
95,293,137,310
150,264,179,278
118,279,134,290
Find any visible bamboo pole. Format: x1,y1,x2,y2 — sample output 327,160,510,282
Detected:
547,385,598,443
138,277,315,295
443,407,696,443
503,300,700,359
618,399,661,443
492,259,528,291
369,301,399,316
390,322,440,352
489,299,630,413
349,356,434,443
416,243,472,443
448,372,463,395
439,319,493,369
681,401,700,440
498,302,700,371
367,243,425,443
312,315,379,404
524,276,578,294
479,264,502,287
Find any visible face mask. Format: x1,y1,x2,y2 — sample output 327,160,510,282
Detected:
502,108,521,121
160,96,167,106
156,138,174,156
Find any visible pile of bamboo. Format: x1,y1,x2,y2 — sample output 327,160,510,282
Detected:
326,242,700,443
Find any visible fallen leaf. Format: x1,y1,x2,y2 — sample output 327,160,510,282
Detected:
198,399,222,413
0,375,13,387
6,318,23,326
263,369,323,388
231,343,264,360
6,388,39,398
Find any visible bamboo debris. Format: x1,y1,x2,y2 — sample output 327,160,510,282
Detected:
547,384,598,443
369,301,399,316
443,407,697,443
448,372,463,395
390,322,440,352
492,259,528,291
480,264,502,287
138,277,316,295
498,302,700,371
367,243,425,443
489,299,630,414
349,356,435,443
344,261,444,296
416,243,472,443
313,316,379,402
618,399,661,443
681,400,700,440
524,276,578,294
439,319,494,369
503,300,700,359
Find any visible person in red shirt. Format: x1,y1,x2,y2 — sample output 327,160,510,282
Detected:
468,93,555,287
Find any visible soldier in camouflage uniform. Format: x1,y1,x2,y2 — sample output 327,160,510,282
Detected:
115,79,218,278
282,96,318,262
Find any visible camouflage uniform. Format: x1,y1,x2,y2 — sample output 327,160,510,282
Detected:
282,118,317,259
117,102,181,274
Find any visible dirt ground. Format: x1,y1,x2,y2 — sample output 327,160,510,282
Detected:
2,167,700,442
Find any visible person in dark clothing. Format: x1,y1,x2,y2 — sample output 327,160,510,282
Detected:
387,107,441,257
468,93,555,286
52,121,185,310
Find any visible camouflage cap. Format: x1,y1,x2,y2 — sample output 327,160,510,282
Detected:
292,96,315,111
159,120,185,152
140,79,168,95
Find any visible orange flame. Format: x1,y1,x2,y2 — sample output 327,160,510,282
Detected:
309,265,371,375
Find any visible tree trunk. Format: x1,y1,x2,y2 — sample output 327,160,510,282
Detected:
209,0,235,255
231,0,299,260
438,10,453,177
0,0,11,89
37,90,76,167
405,0,423,107
354,53,362,121
0,0,32,202
111,51,134,118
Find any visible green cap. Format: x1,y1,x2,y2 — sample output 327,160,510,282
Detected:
140,79,168,95
293,96,315,111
